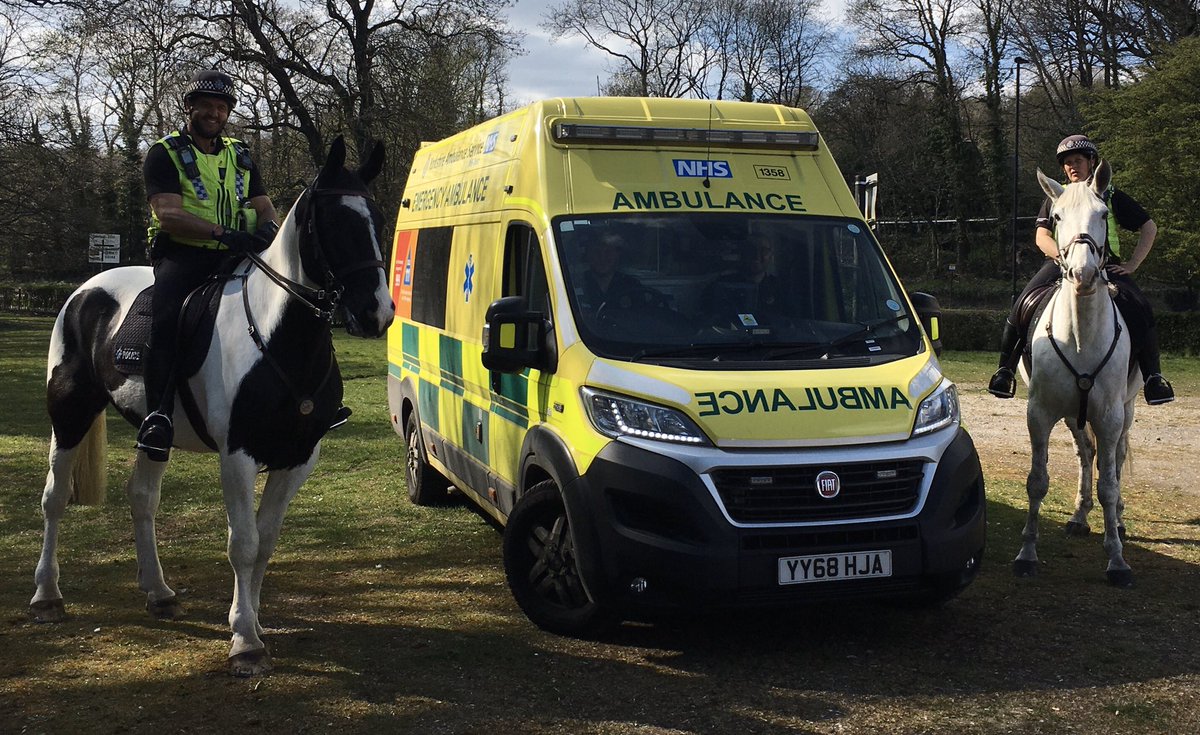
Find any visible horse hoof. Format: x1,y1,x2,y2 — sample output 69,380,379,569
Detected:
29,598,66,623
1065,521,1091,537
229,648,272,677
1013,560,1039,578
1106,569,1134,588
146,596,184,620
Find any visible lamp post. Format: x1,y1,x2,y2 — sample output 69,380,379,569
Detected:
1011,56,1027,304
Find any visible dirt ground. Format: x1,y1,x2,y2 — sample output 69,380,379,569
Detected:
958,384,1200,497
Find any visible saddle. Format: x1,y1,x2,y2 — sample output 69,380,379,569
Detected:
1017,278,1138,377
111,277,226,379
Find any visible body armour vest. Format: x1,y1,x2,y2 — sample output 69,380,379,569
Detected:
146,131,256,249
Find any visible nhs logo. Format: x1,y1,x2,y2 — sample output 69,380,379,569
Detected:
673,159,732,178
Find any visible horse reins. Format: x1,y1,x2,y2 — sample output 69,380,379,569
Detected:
1047,233,1122,427
238,184,386,419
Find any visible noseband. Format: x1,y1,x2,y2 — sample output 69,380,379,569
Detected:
1055,232,1107,279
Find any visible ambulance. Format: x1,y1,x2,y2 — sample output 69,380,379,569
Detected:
386,98,985,635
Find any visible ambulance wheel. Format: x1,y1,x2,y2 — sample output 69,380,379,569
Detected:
404,412,448,506
503,481,615,637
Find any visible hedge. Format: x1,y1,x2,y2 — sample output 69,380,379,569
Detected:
941,308,1200,355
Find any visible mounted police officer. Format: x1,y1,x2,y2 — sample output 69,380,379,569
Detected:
988,134,1174,405
137,70,280,461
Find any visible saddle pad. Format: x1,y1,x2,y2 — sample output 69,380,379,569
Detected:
111,287,154,375
111,278,224,379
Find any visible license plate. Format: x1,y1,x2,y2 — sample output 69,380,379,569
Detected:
778,550,892,585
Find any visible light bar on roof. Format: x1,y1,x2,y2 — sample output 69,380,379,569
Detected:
552,123,819,150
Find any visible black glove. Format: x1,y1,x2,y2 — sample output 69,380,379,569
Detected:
254,220,280,245
214,228,267,254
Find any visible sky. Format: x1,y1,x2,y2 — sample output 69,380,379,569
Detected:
505,0,611,102
503,0,850,102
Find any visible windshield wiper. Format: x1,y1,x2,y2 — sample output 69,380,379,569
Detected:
766,314,912,360
629,340,773,362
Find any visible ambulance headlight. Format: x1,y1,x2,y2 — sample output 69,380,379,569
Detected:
912,382,959,436
582,388,709,445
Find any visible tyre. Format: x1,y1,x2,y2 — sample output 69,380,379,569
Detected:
404,411,448,506
503,481,616,637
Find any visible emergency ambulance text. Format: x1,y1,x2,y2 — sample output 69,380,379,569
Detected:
410,175,491,212
694,386,913,416
613,190,805,212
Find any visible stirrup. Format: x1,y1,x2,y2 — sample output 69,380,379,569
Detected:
1144,374,1175,405
136,411,174,462
987,367,1016,399
328,405,352,431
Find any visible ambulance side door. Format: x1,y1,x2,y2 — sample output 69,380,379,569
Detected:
487,220,552,516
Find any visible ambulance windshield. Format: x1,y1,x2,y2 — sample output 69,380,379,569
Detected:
555,213,923,365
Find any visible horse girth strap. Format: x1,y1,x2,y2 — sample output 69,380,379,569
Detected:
1044,293,1123,427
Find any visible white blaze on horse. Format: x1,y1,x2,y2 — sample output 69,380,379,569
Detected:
30,136,393,676
1014,159,1139,588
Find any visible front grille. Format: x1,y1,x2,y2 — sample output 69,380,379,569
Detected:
710,460,925,523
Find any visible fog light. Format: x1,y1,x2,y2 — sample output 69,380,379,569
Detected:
629,577,649,594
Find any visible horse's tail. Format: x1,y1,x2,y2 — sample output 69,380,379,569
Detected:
69,413,107,505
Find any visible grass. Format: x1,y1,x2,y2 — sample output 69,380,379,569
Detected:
3,314,1200,734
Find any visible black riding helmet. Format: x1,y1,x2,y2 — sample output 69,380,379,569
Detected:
183,70,237,109
1056,134,1099,165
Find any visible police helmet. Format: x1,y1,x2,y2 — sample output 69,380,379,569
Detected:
183,70,237,109
1056,134,1099,165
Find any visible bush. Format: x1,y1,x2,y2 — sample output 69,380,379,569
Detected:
941,309,1006,352
0,282,78,315
939,307,1200,355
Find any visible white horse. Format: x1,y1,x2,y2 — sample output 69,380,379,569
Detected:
30,136,394,675
1013,159,1140,587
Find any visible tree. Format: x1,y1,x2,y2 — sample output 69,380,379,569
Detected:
542,0,710,97
1084,35,1200,297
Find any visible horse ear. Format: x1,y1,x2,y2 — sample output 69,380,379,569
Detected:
321,135,348,182
358,141,385,185
1092,159,1111,196
1037,168,1063,200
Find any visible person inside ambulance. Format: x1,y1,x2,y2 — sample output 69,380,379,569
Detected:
987,134,1173,405
577,231,649,313
136,69,280,461
703,235,787,323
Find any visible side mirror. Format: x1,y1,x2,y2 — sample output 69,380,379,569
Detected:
481,296,557,377
909,291,943,357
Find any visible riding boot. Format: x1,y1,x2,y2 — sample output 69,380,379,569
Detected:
988,319,1024,399
137,348,176,462
1138,331,1175,405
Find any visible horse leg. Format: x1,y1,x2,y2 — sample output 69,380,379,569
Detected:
126,453,182,618
220,453,272,676
30,435,77,622
1015,415,1053,577
250,451,318,631
1065,422,1095,536
1095,431,1133,587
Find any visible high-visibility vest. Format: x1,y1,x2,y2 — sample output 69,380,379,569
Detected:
146,131,256,249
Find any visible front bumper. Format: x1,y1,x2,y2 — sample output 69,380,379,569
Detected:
562,426,986,615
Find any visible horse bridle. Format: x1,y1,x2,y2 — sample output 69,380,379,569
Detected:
236,183,387,422
1047,231,1122,427
243,183,386,322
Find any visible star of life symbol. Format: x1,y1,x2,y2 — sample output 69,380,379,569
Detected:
463,255,475,302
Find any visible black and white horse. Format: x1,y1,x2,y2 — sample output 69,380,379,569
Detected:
30,136,393,676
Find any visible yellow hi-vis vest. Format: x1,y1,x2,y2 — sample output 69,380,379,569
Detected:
1103,185,1121,259
146,131,257,249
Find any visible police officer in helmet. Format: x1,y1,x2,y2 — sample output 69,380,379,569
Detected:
988,134,1174,405
136,70,280,461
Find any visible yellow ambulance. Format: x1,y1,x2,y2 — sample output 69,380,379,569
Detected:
386,98,984,635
